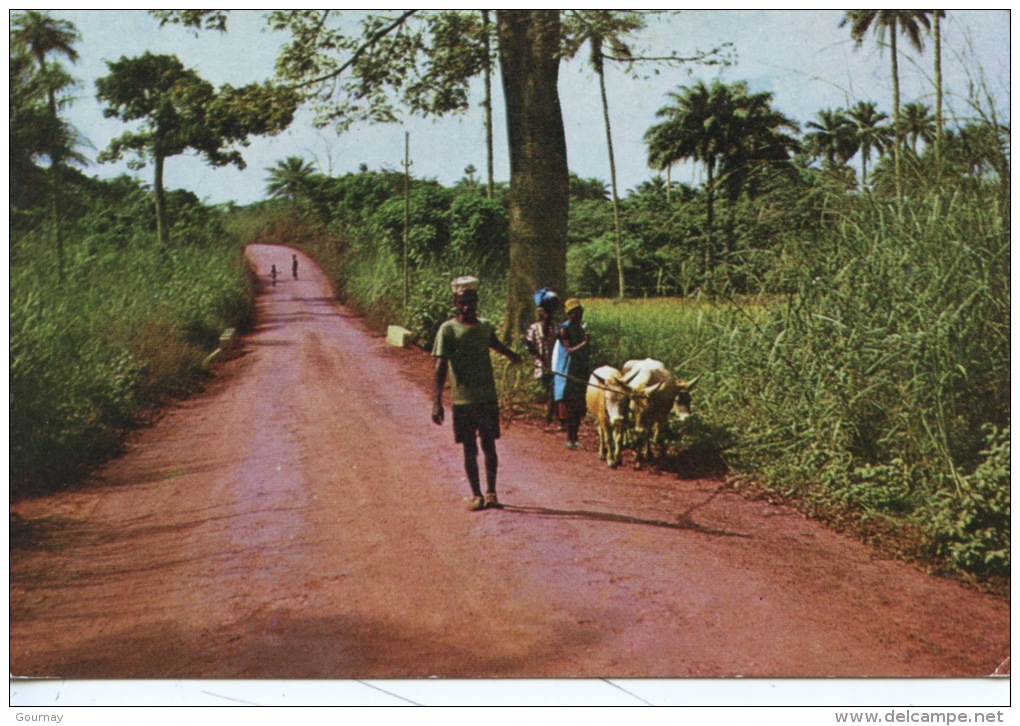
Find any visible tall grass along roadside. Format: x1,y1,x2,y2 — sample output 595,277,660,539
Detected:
502,190,1007,580
10,226,252,499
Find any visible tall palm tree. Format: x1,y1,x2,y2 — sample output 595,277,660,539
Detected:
899,101,936,154
565,10,646,299
841,10,932,207
646,80,723,274
804,108,858,169
9,47,85,200
265,156,317,200
847,101,891,186
10,11,79,113
646,80,798,277
10,10,80,281
717,88,800,249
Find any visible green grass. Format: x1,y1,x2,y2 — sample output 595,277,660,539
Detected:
10,234,252,498
581,294,772,380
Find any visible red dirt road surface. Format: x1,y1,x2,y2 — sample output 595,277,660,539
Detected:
9,244,1009,679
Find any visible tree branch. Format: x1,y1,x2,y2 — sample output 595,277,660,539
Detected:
293,10,420,90
604,45,733,65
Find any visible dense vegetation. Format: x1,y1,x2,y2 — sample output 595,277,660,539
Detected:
10,10,1009,580
10,169,253,497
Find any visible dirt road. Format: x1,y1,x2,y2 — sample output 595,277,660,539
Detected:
9,244,1009,679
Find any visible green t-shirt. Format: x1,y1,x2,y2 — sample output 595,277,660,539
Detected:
433,317,498,405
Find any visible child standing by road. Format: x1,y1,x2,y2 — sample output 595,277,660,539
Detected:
552,298,590,449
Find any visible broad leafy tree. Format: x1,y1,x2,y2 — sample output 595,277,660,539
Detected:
492,11,569,336
258,8,564,337
96,52,296,246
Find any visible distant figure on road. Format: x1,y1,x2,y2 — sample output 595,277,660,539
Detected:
292,254,299,280
432,276,522,511
552,297,590,450
270,264,278,287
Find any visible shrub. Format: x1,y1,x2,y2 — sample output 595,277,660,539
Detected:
926,425,1010,575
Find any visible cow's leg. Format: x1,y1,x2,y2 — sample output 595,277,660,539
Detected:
633,431,645,470
609,420,624,468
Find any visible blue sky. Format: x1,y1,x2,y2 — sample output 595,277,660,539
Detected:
47,9,1012,206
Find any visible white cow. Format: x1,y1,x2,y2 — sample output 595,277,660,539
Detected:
586,365,632,468
621,359,699,468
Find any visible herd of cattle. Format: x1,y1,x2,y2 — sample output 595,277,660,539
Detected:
586,358,700,470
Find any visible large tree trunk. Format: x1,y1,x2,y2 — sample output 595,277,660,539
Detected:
496,10,568,340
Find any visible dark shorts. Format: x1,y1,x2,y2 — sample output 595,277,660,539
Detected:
452,401,501,444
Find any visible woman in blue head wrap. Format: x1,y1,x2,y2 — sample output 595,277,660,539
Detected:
523,288,561,424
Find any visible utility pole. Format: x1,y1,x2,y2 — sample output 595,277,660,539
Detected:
402,131,411,315
482,9,494,200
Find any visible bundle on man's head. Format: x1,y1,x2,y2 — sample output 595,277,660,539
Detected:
533,287,560,309
451,275,479,295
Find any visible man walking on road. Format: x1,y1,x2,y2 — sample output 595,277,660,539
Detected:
432,276,522,511
292,254,299,280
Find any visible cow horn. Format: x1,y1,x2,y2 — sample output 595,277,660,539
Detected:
685,374,702,389
592,372,606,385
